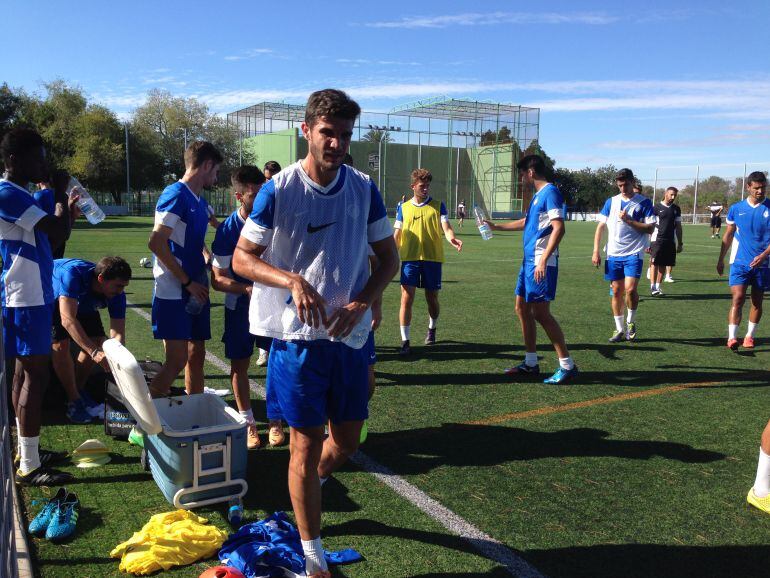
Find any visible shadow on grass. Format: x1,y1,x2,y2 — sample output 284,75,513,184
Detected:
365,424,725,475
73,219,151,230
376,341,513,364
408,571,512,578
525,543,770,578
243,448,360,514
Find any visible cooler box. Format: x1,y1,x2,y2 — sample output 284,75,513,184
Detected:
102,339,248,509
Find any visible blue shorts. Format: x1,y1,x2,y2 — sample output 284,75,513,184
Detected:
151,296,211,341
605,254,643,281
366,331,376,366
729,263,770,290
515,261,558,302
267,339,369,428
401,261,442,290
3,304,53,358
221,305,273,360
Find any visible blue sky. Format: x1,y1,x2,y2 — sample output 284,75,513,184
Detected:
7,0,770,181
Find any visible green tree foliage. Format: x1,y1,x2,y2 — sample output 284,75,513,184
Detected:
0,83,24,140
360,128,392,143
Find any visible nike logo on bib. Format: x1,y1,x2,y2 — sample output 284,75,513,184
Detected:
413,215,422,220
307,222,336,233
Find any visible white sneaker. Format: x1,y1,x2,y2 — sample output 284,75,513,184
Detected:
256,349,269,367
664,276,675,283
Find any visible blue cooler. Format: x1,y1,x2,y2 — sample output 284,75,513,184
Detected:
103,339,248,509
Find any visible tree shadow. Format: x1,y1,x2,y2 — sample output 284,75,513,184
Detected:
525,543,770,578
364,423,725,476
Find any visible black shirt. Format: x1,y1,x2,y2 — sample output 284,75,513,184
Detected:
653,202,681,242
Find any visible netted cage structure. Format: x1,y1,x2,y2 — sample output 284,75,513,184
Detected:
227,96,540,216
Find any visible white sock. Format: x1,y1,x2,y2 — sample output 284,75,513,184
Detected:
626,309,636,324
15,417,21,454
613,315,624,332
239,409,255,424
400,325,410,341
652,283,660,291
301,536,328,574
428,317,437,330
524,352,538,367
559,357,575,370
728,324,738,339
754,448,770,497
747,322,758,338
18,435,41,474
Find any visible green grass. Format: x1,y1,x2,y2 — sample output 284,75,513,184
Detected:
18,217,770,577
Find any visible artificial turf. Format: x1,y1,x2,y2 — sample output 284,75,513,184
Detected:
17,216,770,577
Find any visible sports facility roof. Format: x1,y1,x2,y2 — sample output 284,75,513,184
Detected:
389,96,536,121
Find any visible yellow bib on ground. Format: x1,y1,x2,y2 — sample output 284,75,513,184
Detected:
399,198,444,262
110,510,227,575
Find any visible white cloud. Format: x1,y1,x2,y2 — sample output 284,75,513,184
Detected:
224,48,274,61
362,11,618,28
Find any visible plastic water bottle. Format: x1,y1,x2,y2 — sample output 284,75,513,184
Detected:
474,205,493,240
67,177,105,225
227,496,243,526
184,270,209,315
325,305,370,349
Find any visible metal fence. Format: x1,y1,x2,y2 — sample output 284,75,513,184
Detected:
639,162,769,224
1,321,19,578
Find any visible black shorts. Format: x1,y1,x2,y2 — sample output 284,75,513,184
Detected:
711,215,722,228
457,210,466,219
650,241,677,267
52,301,106,342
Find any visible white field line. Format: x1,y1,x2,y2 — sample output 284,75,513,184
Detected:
126,300,542,578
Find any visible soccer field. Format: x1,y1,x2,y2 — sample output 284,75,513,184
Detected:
19,217,770,578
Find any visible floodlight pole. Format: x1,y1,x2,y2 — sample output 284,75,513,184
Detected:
124,123,130,202
742,163,747,200
652,168,658,204
693,165,700,225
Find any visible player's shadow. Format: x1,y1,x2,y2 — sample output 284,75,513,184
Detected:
244,448,360,514
567,341,666,360
524,543,770,578
648,293,729,300
374,370,514,388
570,367,768,388
323,518,515,574
364,424,725,476
377,340,513,363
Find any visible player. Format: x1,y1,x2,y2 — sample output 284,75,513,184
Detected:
709,200,724,238
211,166,269,449
51,257,131,423
148,141,222,396
233,89,398,578
394,168,462,355
716,171,770,350
485,154,577,384
1,128,76,486
254,160,282,368
457,199,467,228
649,187,683,296
592,168,655,342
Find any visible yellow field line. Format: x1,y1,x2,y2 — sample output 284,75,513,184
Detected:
464,379,728,425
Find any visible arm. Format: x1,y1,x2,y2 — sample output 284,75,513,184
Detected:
59,297,110,370
148,224,208,303
211,265,251,297
233,237,327,329
393,227,402,246
618,211,655,234
34,183,76,246
592,222,607,267
534,219,565,282
109,318,126,345
675,221,684,252
485,218,526,231
441,219,462,252
369,254,382,331
717,223,736,275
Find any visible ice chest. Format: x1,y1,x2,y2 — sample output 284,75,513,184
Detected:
102,339,248,509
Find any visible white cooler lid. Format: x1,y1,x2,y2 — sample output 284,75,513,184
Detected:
102,339,163,435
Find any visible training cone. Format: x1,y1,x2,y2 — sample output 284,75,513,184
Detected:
199,566,246,578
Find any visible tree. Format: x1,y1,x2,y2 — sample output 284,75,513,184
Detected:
360,129,392,143
0,83,24,140
479,126,513,146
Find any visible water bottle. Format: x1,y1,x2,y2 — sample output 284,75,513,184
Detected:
474,205,493,240
184,270,209,315
67,177,105,225
325,305,370,349
227,496,243,526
